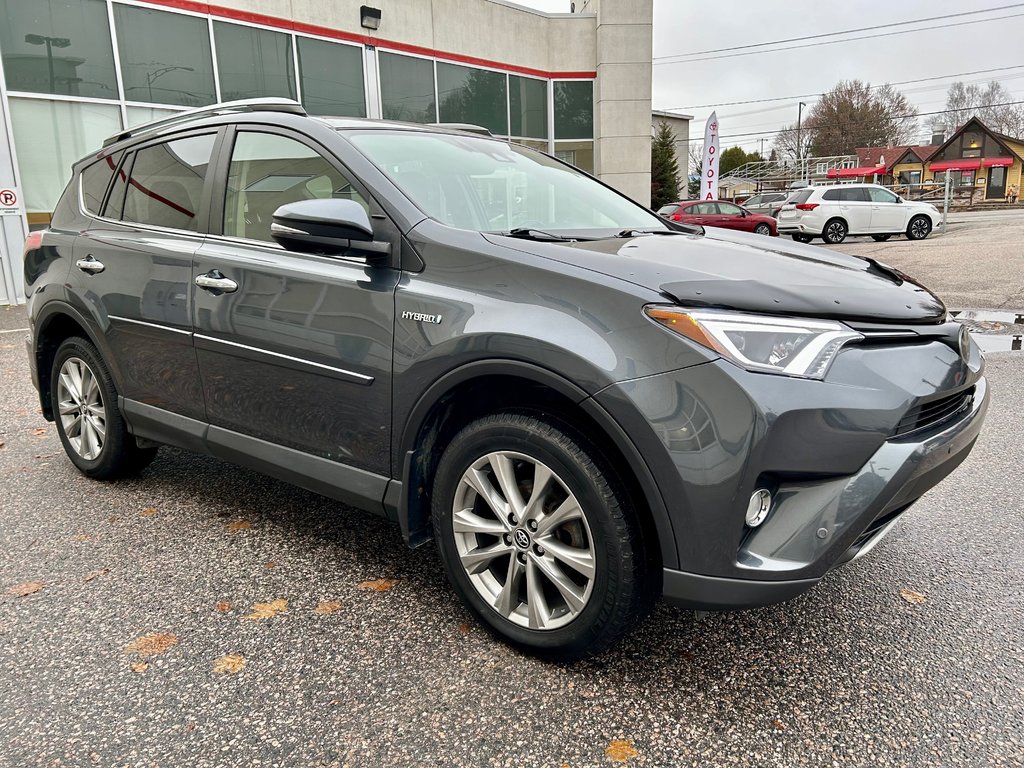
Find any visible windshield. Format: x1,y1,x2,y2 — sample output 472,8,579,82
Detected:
744,195,764,206
347,131,667,235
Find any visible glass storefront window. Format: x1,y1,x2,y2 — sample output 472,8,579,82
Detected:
0,0,118,100
379,52,436,124
9,97,121,214
437,63,507,137
509,75,546,140
554,140,594,174
125,106,184,128
554,81,593,140
214,21,295,102
114,4,216,106
297,37,365,117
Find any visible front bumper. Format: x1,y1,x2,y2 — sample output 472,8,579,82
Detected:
596,338,989,610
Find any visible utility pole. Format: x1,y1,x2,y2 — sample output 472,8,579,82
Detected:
797,101,807,183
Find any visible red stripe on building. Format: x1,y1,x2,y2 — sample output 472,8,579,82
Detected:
137,0,597,80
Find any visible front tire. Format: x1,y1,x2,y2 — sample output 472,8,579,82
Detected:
51,337,158,479
907,215,932,240
754,223,772,235
822,218,848,244
432,412,653,660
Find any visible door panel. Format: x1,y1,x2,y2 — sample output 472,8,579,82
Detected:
867,187,906,232
838,188,871,233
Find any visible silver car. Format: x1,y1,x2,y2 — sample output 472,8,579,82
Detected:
740,192,789,216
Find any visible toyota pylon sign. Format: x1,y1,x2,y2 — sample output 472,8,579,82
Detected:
701,111,720,200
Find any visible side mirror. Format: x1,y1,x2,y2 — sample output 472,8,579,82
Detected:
270,199,389,260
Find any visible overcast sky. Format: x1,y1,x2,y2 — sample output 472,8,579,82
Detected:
519,0,1024,152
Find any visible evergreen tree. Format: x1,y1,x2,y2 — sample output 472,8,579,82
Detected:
651,121,681,209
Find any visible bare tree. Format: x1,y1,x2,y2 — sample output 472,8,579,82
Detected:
771,123,814,163
799,80,918,155
932,80,1024,137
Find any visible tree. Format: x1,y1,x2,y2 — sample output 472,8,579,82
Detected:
793,80,918,155
932,80,1024,137
719,146,763,177
771,122,815,163
687,142,703,198
650,121,681,209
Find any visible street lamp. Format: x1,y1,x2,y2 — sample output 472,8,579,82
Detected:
24,33,71,93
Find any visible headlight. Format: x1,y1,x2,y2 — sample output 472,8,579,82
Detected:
645,306,863,379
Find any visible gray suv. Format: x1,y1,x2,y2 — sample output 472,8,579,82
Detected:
24,100,988,660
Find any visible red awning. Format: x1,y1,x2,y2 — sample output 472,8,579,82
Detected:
826,165,886,178
929,159,982,172
982,157,1014,168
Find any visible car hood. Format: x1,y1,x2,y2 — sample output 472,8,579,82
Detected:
488,227,946,324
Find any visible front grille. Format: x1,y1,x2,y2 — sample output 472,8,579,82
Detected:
893,387,974,437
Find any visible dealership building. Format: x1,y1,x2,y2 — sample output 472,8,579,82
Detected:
0,0,654,304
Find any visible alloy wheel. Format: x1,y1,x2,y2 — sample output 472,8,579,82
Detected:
451,451,595,630
825,221,846,243
56,357,106,461
754,224,771,235
910,217,930,239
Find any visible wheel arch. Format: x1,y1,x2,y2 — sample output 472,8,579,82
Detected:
393,359,678,570
33,302,111,420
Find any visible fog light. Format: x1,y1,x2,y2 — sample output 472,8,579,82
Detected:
745,489,772,527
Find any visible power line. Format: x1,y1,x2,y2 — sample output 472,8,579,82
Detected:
654,12,1024,66
653,3,1024,60
685,100,1024,142
657,64,1024,112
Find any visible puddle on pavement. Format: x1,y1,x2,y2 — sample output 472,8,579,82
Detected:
950,308,1023,353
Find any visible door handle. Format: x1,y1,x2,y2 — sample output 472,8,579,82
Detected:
195,271,238,294
75,255,105,274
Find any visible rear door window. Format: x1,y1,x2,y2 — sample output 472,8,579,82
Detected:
122,134,217,231
80,150,124,215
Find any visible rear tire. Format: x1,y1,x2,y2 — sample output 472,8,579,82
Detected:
822,218,848,244
791,234,813,243
871,234,892,242
432,412,654,660
906,215,932,240
50,337,158,479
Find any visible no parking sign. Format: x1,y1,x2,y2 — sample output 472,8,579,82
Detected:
0,187,22,215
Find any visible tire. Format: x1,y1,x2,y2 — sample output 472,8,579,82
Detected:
753,223,772,235
791,234,813,243
822,218,848,244
50,337,158,479
906,215,932,240
871,234,892,242
432,412,653,661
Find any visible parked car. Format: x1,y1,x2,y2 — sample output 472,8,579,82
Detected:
657,200,778,235
24,99,988,660
737,192,788,216
777,183,941,244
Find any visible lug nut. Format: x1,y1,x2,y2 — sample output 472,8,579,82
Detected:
517,552,527,564
527,519,538,531
508,513,518,525
534,544,544,556
503,533,512,545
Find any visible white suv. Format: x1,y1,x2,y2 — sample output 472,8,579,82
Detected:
777,184,941,244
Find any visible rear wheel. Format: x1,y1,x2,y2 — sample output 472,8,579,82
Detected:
51,337,158,479
791,234,813,243
432,412,653,660
871,234,892,242
822,218,848,244
753,223,772,235
907,215,932,240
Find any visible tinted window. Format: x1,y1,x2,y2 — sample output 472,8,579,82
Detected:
0,0,117,99
437,63,508,137
844,187,870,202
509,75,547,139
789,189,814,204
224,131,367,243
869,187,899,203
297,37,365,117
122,134,216,231
822,188,843,201
553,81,593,140
80,150,123,215
114,4,216,106
214,21,295,101
379,52,436,123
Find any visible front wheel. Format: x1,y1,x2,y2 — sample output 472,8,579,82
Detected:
907,215,932,240
822,218,848,244
753,223,772,235
432,412,653,660
51,337,158,479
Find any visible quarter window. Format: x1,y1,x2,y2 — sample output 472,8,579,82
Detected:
223,132,367,243
80,150,123,215
121,134,216,231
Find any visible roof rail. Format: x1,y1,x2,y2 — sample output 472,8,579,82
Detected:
102,98,307,147
429,122,493,137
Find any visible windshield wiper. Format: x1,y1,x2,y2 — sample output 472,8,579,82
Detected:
615,228,690,238
504,227,575,242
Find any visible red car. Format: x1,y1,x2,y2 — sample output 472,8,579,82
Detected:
657,200,778,236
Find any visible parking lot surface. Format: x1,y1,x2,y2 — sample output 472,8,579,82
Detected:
2,221,1023,766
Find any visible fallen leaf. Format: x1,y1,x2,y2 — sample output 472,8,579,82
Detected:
83,568,110,583
107,515,119,523
457,621,472,635
605,740,639,763
0,440,5,448
264,560,276,569
247,599,288,620
225,520,251,532
215,601,232,613
772,720,786,731
31,427,47,437
899,588,927,604
124,632,178,659
213,654,246,674
7,581,44,597
73,534,92,542
130,662,149,674
357,578,398,592
140,507,158,517
314,600,342,615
